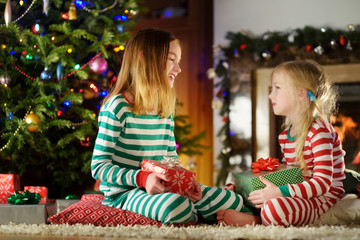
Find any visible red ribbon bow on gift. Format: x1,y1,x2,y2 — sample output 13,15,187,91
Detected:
251,157,280,173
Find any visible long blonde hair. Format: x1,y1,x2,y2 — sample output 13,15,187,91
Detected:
272,60,338,169
102,28,178,118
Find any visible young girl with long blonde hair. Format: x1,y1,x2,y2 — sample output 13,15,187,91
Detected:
91,28,251,225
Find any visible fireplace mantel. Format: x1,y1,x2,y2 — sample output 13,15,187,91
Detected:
253,63,360,160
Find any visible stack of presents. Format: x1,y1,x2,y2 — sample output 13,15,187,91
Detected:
0,174,79,224
0,157,303,225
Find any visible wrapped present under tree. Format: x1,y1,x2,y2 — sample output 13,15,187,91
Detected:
0,174,20,204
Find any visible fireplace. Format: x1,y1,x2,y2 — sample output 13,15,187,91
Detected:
253,63,360,172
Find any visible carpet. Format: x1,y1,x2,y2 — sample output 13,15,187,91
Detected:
0,223,360,240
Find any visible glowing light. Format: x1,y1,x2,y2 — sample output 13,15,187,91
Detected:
33,45,37,48
70,89,74,92
63,101,71,107
19,0,24,6
26,55,33,59
90,84,94,88
22,50,26,55
10,50,15,55
119,45,125,51
9,112,13,120
124,10,129,13
1,44,6,49
57,110,62,117
62,13,69,19
223,91,228,97
19,39,23,43
165,11,172,18
67,48,73,53
113,47,120,52
92,113,96,117
74,64,80,70
100,90,108,97
51,36,55,41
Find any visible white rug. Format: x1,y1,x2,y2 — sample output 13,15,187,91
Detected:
0,223,360,240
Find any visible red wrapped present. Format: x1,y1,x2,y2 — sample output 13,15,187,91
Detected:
251,157,281,173
0,174,20,204
141,157,196,196
24,186,48,204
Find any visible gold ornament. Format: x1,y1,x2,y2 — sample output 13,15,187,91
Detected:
25,111,42,132
4,0,12,26
68,3,77,20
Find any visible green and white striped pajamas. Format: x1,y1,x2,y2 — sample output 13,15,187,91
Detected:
91,94,244,224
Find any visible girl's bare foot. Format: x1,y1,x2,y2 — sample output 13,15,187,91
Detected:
217,209,261,226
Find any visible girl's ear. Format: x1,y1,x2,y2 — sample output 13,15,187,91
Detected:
298,88,308,101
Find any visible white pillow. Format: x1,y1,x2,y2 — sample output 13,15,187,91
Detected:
314,194,360,225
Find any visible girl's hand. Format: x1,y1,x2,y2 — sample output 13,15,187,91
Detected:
248,176,282,208
185,180,202,202
224,183,235,192
145,173,170,195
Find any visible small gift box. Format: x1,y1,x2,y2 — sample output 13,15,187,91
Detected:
233,164,303,206
141,157,196,196
24,186,48,204
0,174,20,204
0,203,55,224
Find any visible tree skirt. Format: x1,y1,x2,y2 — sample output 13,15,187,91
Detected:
0,223,359,240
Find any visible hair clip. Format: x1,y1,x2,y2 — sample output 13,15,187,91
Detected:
307,90,316,101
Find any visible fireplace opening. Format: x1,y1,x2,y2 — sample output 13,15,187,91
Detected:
331,83,360,172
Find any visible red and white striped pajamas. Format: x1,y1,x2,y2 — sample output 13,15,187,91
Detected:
261,118,346,226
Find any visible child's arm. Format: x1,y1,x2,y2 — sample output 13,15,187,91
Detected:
287,128,337,199
91,102,140,188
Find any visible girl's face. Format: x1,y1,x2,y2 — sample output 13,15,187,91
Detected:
269,71,298,119
166,41,182,88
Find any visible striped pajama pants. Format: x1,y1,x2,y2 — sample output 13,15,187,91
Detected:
261,196,337,226
106,185,244,225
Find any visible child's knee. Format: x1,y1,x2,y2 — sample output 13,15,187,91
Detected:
260,198,287,226
161,197,196,225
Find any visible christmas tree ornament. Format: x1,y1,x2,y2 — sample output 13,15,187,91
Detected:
347,24,355,32
314,45,324,55
25,111,42,132
261,50,271,60
4,0,12,26
339,35,346,46
117,24,124,33
306,44,312,52
40,67,52,81
0,74,11,87
90,57,108,74
80,137,90,147
56,62,64,80
68,3,77,20
31,23,41,34
43,0,49,15
330,39,337,49
61,12,69,19
346,41,353,51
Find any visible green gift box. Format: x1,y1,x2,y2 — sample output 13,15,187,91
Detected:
233,165,303,206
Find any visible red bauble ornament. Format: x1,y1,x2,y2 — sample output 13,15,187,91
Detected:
339,35,346,46
90,57,108,74
306,44,313,52
239,44,248,50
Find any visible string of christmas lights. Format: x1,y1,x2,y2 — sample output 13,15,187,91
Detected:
0,106,32,152
80,0,118,13
1,0,37,27
11,49,106,82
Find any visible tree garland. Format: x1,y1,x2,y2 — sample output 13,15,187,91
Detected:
211,24,360,186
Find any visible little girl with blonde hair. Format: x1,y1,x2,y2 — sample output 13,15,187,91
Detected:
217,60,345,226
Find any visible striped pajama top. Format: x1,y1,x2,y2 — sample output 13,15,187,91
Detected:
279,118,346,201
91,94,178,198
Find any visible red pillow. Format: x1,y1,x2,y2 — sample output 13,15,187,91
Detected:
48,194,163,227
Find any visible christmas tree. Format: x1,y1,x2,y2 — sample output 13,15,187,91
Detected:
0,0,140,198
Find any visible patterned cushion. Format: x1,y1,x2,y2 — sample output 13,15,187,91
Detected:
48,194,163,227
